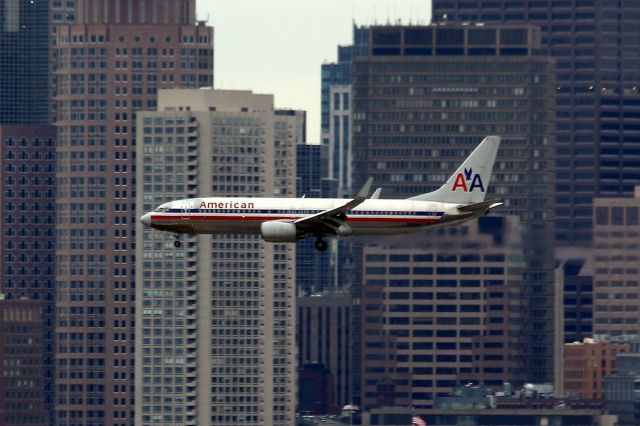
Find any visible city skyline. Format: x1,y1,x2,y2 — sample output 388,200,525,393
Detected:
197,0,432,144
1,0,640,425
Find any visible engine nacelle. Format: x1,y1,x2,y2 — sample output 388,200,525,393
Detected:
260,221,298,243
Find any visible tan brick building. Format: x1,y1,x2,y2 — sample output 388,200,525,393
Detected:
564,339,629,399
593,188,640,336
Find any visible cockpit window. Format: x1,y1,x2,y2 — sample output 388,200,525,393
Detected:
157,207,170,213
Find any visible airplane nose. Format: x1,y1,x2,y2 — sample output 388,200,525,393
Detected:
140,213,152,226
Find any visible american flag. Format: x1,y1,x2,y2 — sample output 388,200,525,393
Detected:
412,415,426,426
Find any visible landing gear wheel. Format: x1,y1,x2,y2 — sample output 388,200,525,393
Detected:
173,240,181,248
314,238,328,252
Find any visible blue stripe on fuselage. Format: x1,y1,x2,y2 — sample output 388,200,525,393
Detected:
165,208,442,217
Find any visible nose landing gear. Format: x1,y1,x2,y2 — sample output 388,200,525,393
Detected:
173,234,181,248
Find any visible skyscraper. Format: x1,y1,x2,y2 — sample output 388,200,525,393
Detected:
359,216,526,409
0,0,50,124
297,290,353,411
351,23,556,384
53,2,213,425
432,0,640,246
296,142,335,294
135,89,298,426
0,125,56,422
0,3,60,422
321,26,368,198
592,188,640,336
0,297,47,426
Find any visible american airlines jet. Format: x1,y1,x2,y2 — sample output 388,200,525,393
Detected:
140,136,502,251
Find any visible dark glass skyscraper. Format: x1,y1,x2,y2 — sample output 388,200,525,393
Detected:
0,0,50,124
0,125,55,424
351,24,556,384
321,26,369,198
0,2,57,423
433,0,640,246
320,26,368,141
296,143,334,294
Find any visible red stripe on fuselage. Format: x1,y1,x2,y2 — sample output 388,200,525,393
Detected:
150,214,439,224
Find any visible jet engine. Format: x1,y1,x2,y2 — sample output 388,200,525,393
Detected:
261,221,298,242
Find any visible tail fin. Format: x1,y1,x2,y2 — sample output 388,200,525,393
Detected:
409,136,501,204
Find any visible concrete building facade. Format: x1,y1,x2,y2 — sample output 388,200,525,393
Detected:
53,2,213,425
359,216,526,410
593,188,640,336
135,89,298,426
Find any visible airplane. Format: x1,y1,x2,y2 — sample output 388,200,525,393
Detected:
139,135,502,251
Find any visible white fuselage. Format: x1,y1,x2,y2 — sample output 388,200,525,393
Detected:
144,197,466,237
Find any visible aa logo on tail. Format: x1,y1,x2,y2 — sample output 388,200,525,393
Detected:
452,168,485,192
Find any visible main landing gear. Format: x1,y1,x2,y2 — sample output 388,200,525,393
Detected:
314,237,328,252
173,234,181,248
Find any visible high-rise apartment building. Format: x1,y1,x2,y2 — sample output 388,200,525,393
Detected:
0,0,50,124
433,0,640,246
360,216,526,409
54,2,213,425
593,188,640,336
135,89,298,426
0,297,47,426
351,24,556,384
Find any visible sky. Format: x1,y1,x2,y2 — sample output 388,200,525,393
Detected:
197,0,433,144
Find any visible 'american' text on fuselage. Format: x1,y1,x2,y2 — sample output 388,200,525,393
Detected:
199,201,255,209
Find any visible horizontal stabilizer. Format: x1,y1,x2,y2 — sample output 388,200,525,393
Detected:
457,199,503,214
440,199,503,222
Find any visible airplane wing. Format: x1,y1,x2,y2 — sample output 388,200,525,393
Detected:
293,177,373,235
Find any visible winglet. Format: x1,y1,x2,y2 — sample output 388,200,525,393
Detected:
371,188,382,199
356,177,374,200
